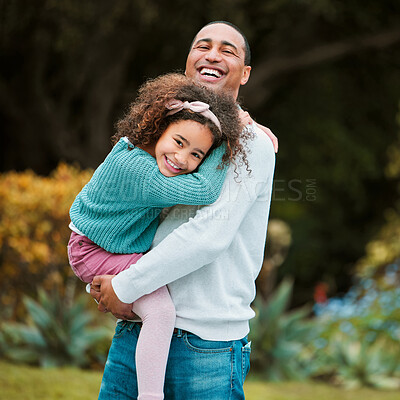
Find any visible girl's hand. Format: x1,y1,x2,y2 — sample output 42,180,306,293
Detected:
238,109,279,153
239,109,253,126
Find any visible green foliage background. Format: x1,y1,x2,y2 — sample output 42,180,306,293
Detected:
1,0,400,305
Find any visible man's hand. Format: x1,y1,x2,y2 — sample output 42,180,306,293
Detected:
239,109,279,153
90,275,137,320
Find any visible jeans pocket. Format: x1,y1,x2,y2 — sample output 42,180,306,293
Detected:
183,333,233,354
241,340,251,382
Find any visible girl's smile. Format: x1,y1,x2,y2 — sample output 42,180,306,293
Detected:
164,155,183,173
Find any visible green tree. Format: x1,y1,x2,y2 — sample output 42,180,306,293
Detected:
1,0,400,304
356,108,400,283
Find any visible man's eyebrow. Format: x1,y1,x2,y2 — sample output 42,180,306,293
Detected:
177,135,206,156
221,40,238,51
194,38,212,46
194,38,238,52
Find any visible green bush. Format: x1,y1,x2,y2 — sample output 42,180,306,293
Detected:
0,288,113,368
326,335,399,389
250,275,400,389
250,278,317,381
311,275,400,389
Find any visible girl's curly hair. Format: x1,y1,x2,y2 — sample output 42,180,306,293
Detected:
112,73,252,173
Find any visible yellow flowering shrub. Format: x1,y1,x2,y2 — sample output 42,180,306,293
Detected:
0,164,92,318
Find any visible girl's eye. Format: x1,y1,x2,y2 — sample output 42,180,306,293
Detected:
192,153,201,159
175,139,183,147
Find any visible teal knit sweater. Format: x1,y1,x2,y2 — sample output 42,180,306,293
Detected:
69,137,227,254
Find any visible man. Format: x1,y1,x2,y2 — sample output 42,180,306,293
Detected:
92,21,277,399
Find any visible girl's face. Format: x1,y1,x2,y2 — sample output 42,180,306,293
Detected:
155,120,214,177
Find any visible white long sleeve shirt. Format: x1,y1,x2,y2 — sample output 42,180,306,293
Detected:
112,124,276,341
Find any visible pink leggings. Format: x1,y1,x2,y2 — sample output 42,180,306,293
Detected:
68,232,175,400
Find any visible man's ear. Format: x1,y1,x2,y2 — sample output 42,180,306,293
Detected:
240,66,251,86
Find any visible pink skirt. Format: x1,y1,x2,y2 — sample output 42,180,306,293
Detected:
67,231,143,283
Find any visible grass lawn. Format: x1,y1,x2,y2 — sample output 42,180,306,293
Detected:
1,361,399,400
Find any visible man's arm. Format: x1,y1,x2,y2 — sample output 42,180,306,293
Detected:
92,129,275,314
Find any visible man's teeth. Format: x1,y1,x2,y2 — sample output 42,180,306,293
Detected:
200,68,222,78
166,158,181,170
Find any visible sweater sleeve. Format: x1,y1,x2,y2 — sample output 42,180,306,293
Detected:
143,144,227,207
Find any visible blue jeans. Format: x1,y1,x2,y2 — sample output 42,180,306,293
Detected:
98,321,251,399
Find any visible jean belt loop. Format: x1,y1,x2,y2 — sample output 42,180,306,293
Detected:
123,321,132,332
176,328,183,338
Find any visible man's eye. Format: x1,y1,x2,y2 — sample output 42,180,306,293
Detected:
223,49,234,55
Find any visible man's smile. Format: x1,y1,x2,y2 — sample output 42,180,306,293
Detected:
195,64,227,83
199,67,224,78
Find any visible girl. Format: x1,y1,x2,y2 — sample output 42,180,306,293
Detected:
67,73,248,400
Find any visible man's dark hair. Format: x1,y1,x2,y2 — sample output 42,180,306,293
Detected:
192,21,251,66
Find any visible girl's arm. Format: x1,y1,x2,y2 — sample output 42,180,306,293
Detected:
143,144,228,207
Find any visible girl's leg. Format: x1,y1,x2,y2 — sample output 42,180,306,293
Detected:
68,232,176,399
131,286,176,400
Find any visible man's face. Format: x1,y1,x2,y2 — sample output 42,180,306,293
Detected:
185,23,251,99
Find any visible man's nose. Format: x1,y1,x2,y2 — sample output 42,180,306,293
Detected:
205,47,222,62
